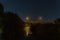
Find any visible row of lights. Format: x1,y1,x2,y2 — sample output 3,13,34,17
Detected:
26,16,43,20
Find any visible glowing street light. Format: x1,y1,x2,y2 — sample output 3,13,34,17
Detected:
26,16,30,21
38,16,43,20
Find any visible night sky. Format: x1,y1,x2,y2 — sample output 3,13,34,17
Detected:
0,0,60,21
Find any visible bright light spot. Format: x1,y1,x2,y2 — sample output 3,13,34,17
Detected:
24,26,30,36
24,24,32,37
38,16,43,20
26,16,29,20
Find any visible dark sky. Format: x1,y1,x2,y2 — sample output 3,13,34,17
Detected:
0,0,60,21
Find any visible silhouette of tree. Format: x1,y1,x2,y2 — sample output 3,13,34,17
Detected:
54,18,60,24
0,3,4,28
0,3,4,14
54,18,60,40
3,12,24,40
31,23,57,40
0,3,5,40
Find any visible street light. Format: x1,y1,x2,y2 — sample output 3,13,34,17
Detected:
26,16,30,21
38,16,43,20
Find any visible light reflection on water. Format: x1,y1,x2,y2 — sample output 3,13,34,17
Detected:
24,24,32,37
